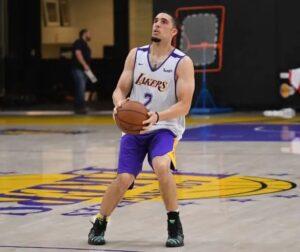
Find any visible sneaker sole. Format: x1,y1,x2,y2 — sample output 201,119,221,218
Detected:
166,241,184,247
88,239,106,245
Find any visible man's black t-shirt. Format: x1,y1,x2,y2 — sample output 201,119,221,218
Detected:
71,38,91,69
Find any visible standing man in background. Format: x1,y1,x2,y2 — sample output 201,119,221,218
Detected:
88,12,195,247
71,28,94,114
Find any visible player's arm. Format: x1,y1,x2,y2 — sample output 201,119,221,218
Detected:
75,49,90,71
112,48,137,107
161,56,195,119
143,56,195,127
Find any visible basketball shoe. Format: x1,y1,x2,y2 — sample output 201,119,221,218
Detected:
165,211,184,247
88,215,107,245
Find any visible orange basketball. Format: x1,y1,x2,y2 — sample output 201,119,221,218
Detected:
115,100,149,134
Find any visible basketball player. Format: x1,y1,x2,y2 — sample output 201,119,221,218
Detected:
88,12,195,247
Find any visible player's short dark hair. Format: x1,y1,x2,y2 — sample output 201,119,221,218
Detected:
79,28,88,38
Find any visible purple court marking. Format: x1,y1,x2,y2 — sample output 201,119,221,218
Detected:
272,194,299,199
0,128,91,135
0,171,16,174
0,245,140,252
64,166,233,178
182,124,300,142
227,199,255,203
267,173,290,176
179,201,200,206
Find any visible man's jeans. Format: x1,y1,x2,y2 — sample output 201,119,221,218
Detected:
71,68,88,112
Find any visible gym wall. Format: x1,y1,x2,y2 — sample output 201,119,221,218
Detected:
153,0,300,110
3,0,300,110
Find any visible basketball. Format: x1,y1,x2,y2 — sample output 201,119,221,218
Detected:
115,100,149,134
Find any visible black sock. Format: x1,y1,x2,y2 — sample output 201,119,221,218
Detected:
167,211,179,220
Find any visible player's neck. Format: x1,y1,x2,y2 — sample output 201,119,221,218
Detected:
150,42,173,57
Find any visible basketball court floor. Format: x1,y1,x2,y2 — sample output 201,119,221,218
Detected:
0,112,300,252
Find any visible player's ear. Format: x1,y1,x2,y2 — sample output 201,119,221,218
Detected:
171,27,178,37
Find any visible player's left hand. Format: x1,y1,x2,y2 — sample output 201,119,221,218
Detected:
140,111,158,133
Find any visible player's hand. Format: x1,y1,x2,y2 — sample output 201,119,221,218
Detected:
113,98,130,120
83,64,90,71
140,111,159,133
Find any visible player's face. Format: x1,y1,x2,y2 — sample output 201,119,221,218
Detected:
151,13,177,43
85,31,91,41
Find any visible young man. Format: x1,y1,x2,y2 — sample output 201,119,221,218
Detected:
71,29,92,114
88,12,195,247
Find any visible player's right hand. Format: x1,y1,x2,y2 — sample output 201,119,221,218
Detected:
113,98,130,120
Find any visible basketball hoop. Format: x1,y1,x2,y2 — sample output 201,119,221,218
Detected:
175,7,232,114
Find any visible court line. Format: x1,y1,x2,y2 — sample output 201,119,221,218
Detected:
0,245,140,252
1,114,299,125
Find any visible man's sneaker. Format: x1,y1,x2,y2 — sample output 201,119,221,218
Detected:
166,212,184,247
88,217,107,245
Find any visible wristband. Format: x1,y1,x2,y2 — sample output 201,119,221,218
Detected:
155,112,160,123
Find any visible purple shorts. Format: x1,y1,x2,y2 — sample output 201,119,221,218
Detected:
117,129,177,177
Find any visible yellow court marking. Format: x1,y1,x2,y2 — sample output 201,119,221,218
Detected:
0,114,300,125
0,172,295,205
0,115,114,125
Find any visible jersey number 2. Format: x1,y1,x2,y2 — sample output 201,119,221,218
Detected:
144,93,152,106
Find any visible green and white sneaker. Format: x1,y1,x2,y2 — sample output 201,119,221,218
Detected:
166,212,184,247
88,217,107,245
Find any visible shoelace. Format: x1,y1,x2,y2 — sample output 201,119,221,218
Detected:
93,219,107,236
168,220,178,238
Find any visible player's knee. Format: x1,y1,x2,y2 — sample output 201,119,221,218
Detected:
154,162,170,179
116,173,134,192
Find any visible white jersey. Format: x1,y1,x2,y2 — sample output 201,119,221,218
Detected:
130,45,186,138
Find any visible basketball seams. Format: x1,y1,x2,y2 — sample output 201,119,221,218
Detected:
115,113,147,126
116,125,140,134
117,109,148,118
115,117,141,134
